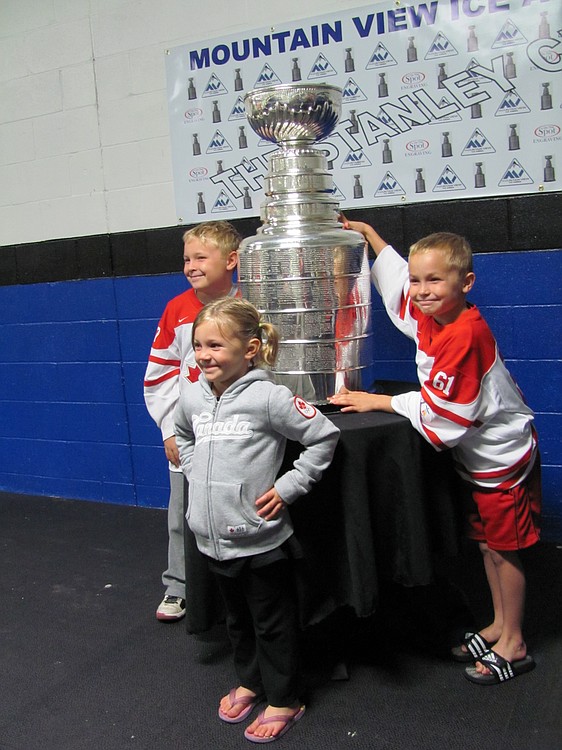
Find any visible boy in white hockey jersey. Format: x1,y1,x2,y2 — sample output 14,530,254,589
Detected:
144,221,239,621
330,220,541,686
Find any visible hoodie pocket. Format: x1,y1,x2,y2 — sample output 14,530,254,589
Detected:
185,479,211,540
187,479,263,541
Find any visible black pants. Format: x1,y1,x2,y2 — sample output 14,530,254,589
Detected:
214,559,300,707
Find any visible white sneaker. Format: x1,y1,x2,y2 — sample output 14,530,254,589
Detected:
156,595,186,622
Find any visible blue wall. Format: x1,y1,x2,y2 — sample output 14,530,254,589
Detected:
1,250,561,539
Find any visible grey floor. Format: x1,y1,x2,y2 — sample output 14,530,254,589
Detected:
1,492,561,750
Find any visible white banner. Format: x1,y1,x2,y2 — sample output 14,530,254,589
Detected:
166,0,561,224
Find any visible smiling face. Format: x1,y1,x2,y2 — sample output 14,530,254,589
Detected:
183,238,237,304
193,319,260,396
408,248,475,325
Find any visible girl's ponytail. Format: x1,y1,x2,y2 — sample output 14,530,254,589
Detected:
256,321,279,368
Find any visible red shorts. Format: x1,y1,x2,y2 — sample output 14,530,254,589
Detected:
466,457,542,551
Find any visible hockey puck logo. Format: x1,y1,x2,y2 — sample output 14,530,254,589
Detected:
294,397,316,419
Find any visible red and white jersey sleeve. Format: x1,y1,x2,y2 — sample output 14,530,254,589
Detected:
370,244,414,340
143,289,203,442
372,245,537,490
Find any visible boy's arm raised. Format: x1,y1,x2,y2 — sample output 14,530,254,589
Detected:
340,215,389,256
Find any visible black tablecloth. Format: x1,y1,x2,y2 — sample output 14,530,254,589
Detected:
183,411,464,634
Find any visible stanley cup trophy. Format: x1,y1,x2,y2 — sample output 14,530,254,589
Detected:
238,83,373,405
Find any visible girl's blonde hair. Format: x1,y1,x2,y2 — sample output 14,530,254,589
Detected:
193,297,279,368
409,232,473,276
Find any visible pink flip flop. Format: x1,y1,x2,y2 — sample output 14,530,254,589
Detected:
244,705,305,743
218,688,261,724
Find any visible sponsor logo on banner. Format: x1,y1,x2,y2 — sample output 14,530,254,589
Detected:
203,73,228,97
206,131,233,153
462,129,496,155
401,71,427,90
254,64,282,87
308,53,337,79
498,159,534,186
228,97,246,120
189,166,209,182
434,165,466,192
492,20,528,49
366,43,397,69
342,78,368,102
405,139,431,157
425,32,458,59
184,108,204,123
428,97,462,124
212,190,237,212
375,172,406,197
533,124,561,143
465,59,487,83
331,182,346,199
496,91,531,116
341,149,373,169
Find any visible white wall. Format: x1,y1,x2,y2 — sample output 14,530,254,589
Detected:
0,0,375,246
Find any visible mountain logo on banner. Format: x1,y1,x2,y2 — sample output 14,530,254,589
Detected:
425,32,458,59
376,108,399,131
366,43,397,69
202,73,228,97
498,159,534,186
375,171,406,197
228,96,246,120
495,90,531,116
211,190,237,212
308,53,338,79
254,64,282,87
341,148,373,169
244,156,262,171
462,128,496,155
433,165,466,192
331,182,346,200
206,130,233,153
342,78,368,103
466,59,488,83
428,97,462,124
492,19,528,48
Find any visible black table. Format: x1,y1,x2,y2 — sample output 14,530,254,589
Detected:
183,410,464,634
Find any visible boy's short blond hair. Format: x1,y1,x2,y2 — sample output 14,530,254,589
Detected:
183,221,241,258
409,232,473,276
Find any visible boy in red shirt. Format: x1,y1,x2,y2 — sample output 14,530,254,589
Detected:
330,219,541,684
144,221,239,621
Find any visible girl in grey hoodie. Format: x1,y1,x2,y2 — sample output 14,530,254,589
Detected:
175,297,339,743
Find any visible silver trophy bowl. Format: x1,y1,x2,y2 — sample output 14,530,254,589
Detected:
238,83,373,404
244,83,342,144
